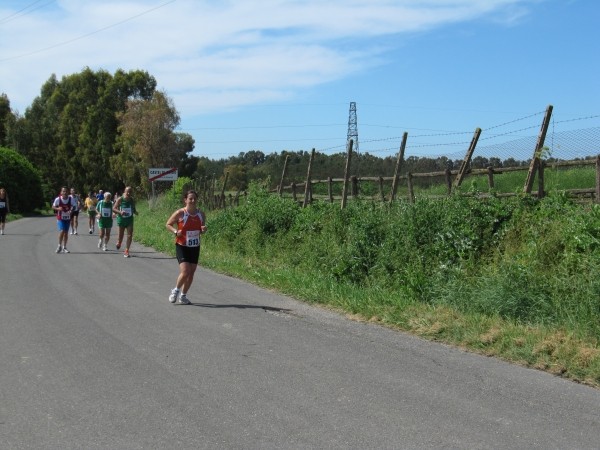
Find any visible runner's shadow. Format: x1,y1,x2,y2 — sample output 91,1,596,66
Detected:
128,254,175,260
190,303,292,313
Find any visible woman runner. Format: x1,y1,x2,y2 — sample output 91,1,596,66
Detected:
165,190,207,304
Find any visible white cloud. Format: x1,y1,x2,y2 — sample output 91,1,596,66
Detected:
0,0,537,114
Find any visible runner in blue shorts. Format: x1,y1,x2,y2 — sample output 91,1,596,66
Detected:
52,186,76,253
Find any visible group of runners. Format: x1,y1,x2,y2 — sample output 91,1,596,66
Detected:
1,185,207,304
52,186,138,257
51,187,207,305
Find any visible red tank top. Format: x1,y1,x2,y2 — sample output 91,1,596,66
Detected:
56,196,73,220
175,209,204,247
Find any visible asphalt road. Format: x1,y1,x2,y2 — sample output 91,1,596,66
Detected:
1,216,599,449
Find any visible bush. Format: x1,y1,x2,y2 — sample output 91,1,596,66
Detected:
206,187,600,338
0,146,44,213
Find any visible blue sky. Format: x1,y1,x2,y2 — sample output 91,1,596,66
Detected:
1,0,598,161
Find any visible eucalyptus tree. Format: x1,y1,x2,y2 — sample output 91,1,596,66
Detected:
112,90,185,194
18,68,157,195
176,132,199,178
0,93,11,147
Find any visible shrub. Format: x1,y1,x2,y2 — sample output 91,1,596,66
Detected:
0,146,44,213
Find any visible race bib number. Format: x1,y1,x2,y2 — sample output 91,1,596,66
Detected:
186,230,200,247
61,211,71,220
101,207,111,218
121,207,132,217
0,202,5,208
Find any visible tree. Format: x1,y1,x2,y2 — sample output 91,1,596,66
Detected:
471,156,489,169
0,93,11,147
112,90,181,193
224,164,248,190
16,68,157,195
0,146,44,212
176,132,197,178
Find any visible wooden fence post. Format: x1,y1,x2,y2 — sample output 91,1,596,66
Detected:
351,176,358,199
596,156,600,204
210,174,216,209
524,104,553,194
341,139,353,209
407,172,414,203
291,182,297,202
204,176,210,206
538,160,545,199
328,177,333,203
487,166,495,189
445,169,452,195
220,171,229,209
453,128,481,189
278,154,289,197
379,176,385,202
303,148,315,207
390,132,407,202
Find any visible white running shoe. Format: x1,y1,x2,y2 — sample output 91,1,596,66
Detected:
89,229,93,234
56,245,62,253
102,245,107,251
98,239,102,248
62,247,70,253
169,289,179,303
178,294,191,305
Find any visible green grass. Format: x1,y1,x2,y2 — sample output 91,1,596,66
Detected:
343,166,598,199
132,182,600,389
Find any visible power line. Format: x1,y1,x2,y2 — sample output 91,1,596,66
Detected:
0,0,54,24
0,0,176,62
183,123,344,131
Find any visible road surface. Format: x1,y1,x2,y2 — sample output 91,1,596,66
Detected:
1,216,599,449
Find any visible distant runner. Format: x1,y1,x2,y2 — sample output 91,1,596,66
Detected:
0,187,9,235
85,191,98,234
96,192,114,251
69,187,81,235
52,186,76,253
113,186,137,258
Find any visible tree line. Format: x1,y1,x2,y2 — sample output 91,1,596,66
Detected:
0,67,195,201
0,66,538,208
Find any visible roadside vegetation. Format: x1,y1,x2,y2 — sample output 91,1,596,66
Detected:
135,177,600,388
3,68,598,387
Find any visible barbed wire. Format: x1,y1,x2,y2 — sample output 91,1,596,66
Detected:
225,112,599,163
354,115,600,162
481,110,545,132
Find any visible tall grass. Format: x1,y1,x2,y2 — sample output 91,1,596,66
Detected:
135,179,600,387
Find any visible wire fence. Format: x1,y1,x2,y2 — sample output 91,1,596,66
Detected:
340,109,600,164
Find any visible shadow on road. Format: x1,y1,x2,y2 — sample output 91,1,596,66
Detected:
189,302,292,313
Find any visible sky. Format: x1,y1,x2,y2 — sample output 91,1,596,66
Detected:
1,0,598,162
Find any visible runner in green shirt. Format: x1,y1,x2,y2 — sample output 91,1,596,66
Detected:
113,186,138,258
96,192,113,251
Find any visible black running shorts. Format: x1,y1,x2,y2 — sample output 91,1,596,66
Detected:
175,243,200,265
